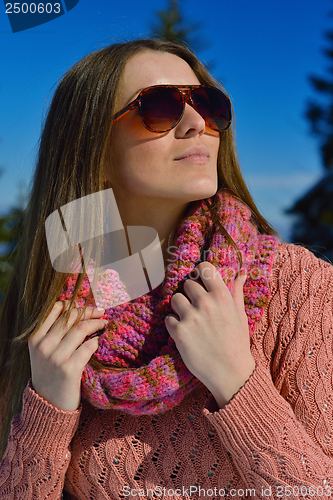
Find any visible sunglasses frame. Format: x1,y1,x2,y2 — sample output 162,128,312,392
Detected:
112,85,232,133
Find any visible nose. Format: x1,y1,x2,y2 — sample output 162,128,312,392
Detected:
174,94,206,138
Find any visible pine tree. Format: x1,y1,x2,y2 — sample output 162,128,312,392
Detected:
305,22,333,170
0,174,26,303
287,9,333,261
150,0,206,54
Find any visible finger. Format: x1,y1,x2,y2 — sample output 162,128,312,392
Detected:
30,301,105,344
54,318,108,361
71,335,100,370
165,314,180,334
232,272,248,319
170,292,191,319
182,278,206,306
29,300,69,345
60,304,105,331
195,262,224,293
51,305,106,346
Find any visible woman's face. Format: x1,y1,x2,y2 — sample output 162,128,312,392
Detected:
105,50,220,211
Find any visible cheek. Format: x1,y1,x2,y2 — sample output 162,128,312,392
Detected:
113,112,158,143
210,138,220,166
110,139,167,192
205,129,220,154
112,116,170,171
115,142,165,179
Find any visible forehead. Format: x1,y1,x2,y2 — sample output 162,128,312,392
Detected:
118,50,201,106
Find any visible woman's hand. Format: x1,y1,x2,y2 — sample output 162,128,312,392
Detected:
165,262,255,408
28,301,108,412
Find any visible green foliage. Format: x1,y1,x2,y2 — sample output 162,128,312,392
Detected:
0,207,24,303
305,25,333,170
288,9,333,259
0,170,26,305
150,0,207,53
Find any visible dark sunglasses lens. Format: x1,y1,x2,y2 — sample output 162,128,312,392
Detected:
192,87,231,131
140,87,183,132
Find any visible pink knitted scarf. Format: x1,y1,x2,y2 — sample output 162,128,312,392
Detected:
58,190,279,415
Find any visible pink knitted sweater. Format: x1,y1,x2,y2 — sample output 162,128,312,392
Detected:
1,243,333,499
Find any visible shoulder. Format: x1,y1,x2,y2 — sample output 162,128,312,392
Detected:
261,242,333,393
273,241,332,267
270,242,333,294
265,242,333,349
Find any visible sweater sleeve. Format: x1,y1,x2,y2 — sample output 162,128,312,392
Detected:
0,380,81,499
203,244,333,499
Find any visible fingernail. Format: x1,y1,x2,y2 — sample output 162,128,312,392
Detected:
97,307,105,312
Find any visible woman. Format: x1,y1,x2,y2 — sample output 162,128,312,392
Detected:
0,38,332,499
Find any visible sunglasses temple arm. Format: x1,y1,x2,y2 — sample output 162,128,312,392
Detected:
113,102,138,123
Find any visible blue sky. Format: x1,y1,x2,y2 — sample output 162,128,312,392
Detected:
1,0,332,241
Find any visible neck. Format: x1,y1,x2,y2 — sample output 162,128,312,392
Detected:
112,193,191,265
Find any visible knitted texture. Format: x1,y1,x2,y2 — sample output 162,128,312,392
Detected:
58,190,279,414
2,244,333,500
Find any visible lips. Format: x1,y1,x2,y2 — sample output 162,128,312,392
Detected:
174,146,210,161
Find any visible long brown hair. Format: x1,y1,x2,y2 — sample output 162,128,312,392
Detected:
0,38,278,458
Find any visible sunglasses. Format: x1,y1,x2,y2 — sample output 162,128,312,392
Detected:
112,85,232,133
